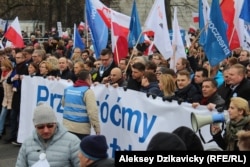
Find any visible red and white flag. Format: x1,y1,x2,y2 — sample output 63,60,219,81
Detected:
144,0,173,59
221,0,240,50
4,17,24,48
189,24,197,34
234,0,248,50
62,31,69,39
192,12,199,23
143,34,154,56
78,21,85,31
111,10,130,64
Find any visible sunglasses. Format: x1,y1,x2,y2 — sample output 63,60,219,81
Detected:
36,123,55,130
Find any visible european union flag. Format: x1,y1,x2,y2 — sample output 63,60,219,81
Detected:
199,0,206,46
239,0,250,23
86,0,108,58
128,0,144,48
204,0,230,67
73,24,85,51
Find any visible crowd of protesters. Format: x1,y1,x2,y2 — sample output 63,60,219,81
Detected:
0,27,250,156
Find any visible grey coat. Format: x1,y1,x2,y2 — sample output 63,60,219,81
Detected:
16,123,80,167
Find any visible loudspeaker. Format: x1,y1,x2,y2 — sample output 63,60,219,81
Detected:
191,112,228,132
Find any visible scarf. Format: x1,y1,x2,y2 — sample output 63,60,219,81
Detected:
2,71,10,77
226,115,250,150
74,79,90,87
200,97,209,105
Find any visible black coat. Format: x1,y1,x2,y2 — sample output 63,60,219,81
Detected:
88,158,114,167
224,78,250,109
217,82,231,101
126,78,141,91
174,83,202,103
7,61,28,111
93,60,117,83
201,93,225,112
56,68,75,80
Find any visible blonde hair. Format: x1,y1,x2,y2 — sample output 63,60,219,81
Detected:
74,61,85,70
33,49,46,60
46,56,59,70
1,58,13,71
230,97,250,116
71,53,82,63
237,130,250,151
159,74,176,96
39,60,53,73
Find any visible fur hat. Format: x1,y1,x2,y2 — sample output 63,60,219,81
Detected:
172,126,204,151
33,103,57,126
147,132,187,151
80,135,108,160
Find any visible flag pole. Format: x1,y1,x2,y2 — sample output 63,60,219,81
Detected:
228,27,235,48
115,44,120,64
189,22,209,50
84,4,89,48
124,31,144,74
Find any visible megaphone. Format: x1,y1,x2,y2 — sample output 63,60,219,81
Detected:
191,112,229,132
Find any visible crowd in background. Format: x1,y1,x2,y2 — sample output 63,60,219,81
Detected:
0,27,250,156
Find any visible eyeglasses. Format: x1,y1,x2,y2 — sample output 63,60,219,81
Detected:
155,72,162,75
101,58,110,62
36,123,55,130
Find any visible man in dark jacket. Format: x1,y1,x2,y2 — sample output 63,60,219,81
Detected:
192,78,225,112
174,70,202,103
79,135,114,167
6,51,28,145
93,49,117,83
126,62,145,91
224,64,250,109
56,57,74,80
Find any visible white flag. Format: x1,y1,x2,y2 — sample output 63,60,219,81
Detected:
234,0,250,50
170,7,187,71
144,0,173,59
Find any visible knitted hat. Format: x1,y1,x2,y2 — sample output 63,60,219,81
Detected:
80,135,108,160
172,126,204,151
147,132,187,151
33,103,57,126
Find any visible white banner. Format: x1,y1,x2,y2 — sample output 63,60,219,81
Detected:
19,76,219,157
57,22,63,37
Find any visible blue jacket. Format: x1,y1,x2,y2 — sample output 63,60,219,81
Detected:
140,82,162,96
63,86,89,123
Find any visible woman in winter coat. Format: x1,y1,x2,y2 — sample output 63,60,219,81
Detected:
211,97,250,151
0,59,14,138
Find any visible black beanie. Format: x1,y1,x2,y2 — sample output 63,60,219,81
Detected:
147,132,187,151
172,126,204,151
80,135,108,160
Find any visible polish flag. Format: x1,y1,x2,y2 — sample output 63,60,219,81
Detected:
62,31,69,39
192,12,199,23
111,10,130,64
78,21,85,31
4,17,24,48
189,24,197,34
220,0,240,50
143,34,154,56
